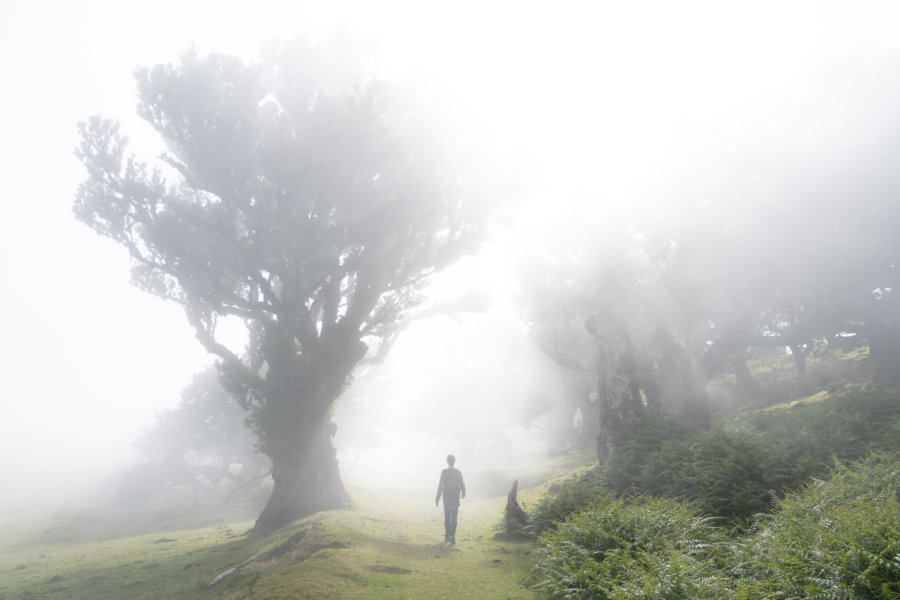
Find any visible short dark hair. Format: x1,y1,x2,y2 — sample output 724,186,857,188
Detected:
447,454,456,466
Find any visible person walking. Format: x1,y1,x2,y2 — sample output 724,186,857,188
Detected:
435,454,466,544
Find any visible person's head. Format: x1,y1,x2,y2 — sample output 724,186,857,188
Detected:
446,454,456,467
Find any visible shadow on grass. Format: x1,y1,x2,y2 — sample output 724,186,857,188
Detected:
1,522,264,600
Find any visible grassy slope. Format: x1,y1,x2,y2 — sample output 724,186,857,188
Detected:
707,345,874,414
1,347,880,600
0,503,259,600
245,492,537,600
0,454,594,600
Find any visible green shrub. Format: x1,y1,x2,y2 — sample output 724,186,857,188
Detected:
599,388,900,523
528,496,730,600
602,417,775,523
601,410,696,497
643,423,774,521
528,453,900,600
526,465,606,537
748,388,900,470
736,452,900,600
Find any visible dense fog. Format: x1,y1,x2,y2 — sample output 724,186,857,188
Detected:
3,1,900,529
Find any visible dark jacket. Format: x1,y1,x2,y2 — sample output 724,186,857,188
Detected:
435,467,466,507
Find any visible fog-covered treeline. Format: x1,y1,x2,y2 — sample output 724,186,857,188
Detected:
519,50,900,458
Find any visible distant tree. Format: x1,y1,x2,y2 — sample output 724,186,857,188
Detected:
520,228,710,459
519,257,602,452
672,53,900,386
75,40,492,531
120,368,269,506
521,51,900,459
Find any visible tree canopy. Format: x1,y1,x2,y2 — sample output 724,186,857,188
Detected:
75,39,493,531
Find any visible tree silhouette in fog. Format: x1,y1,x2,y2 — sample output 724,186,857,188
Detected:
120,368,267,507
521,51,900,457
674,52,900,386
521,228,711,459
74,39,491,531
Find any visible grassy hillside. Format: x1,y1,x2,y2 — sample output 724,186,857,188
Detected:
516,347,900,598
707,344,875,413
0,453,595,600
2,347,894,600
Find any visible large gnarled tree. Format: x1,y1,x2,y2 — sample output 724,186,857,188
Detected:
75,42,487,532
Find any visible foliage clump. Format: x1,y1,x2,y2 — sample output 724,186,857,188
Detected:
523,465,606,538
527,495,729,600
600,388,900,523
745,387,900,477
605,420,775,522
735,452,900,599
528,452,900,600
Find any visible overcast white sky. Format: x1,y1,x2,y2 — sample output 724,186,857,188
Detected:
2,0,899,511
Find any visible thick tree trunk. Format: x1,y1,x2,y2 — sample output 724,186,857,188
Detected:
702,328,763,393
593,329,644,460
253,420,346,533
869,328,900,380
559,371,598,452
731,349,757,394
863,299,900,380
788,343,810,392
248,325,366,533
653,322,709,426
577,391,601,450
596,374,643,460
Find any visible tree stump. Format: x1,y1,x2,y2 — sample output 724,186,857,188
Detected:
505,479,529,532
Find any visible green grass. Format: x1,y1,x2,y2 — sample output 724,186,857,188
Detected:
0,516,257,599
238,492,538,600
707,344,876,414
3,348,890,600
0,457,602,600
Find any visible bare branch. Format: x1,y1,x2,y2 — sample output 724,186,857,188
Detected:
186,309,264,394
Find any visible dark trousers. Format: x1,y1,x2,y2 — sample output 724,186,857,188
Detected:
444,504,459,539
